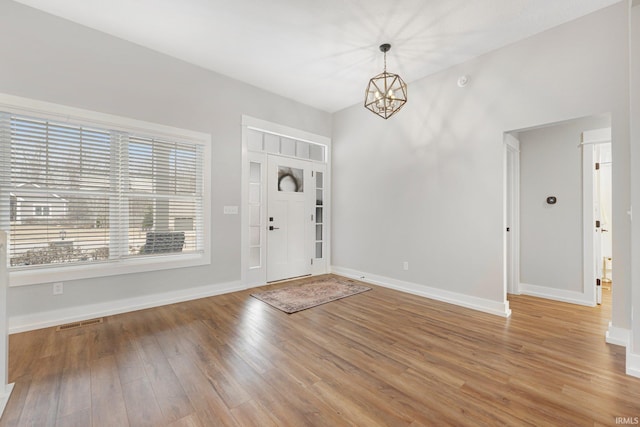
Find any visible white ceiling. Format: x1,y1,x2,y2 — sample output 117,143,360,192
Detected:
15,0,620,113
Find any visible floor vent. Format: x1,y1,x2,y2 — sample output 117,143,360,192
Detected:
56,318,104,331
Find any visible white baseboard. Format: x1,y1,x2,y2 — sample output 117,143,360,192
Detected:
9,280,245,334
606,322,630,347
518,283,594,306
331,266,511,318
627,343,640,378
0,383,14,419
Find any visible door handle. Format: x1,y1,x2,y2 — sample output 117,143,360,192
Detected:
269,226,280,231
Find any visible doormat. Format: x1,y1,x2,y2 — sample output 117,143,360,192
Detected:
251,277,371,314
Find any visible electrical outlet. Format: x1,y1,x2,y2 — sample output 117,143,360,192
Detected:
53,282,64,295
403,261,409,271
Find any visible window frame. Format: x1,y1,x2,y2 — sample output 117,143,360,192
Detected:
0,93,211,287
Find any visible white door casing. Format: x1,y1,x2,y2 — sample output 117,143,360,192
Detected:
0,231,15,418
504,133,520,296
582,127,611,306
594,144,603,305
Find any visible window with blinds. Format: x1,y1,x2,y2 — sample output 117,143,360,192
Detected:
0,113,206,272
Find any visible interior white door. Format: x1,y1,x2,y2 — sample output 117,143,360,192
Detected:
582,128,611,306
593,145,603,304
267,156,312,282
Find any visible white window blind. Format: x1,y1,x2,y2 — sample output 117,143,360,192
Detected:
0,113,205,271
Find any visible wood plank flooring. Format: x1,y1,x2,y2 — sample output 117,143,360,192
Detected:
1,275,638,426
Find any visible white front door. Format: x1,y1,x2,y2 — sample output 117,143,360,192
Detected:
267,156,312,282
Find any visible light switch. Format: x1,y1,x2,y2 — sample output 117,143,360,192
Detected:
223,206,239,215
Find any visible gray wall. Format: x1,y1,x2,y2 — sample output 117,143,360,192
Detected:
0,1,331,320
331,2,631,326
518,115,610,292
630,1,640,358
0,0,636,348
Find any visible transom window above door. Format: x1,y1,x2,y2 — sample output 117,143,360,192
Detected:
246,129,326,163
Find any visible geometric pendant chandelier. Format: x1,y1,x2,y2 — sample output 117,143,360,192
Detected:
364,43,408,119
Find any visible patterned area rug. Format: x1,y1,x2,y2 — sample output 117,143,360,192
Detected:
251,277,371,314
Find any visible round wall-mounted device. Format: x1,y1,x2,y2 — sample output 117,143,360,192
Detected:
546,196,557,205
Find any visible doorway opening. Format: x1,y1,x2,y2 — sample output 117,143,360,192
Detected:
598,145,613,292
504,114,612,313
582,130,613,305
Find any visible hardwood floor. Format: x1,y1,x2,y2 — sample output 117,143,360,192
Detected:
1,275,638,426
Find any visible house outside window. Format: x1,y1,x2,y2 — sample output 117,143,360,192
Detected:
33,205,50,216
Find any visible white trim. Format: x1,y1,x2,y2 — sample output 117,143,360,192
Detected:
241,115,331,147
8,279,244,334
0,232,12,420
519,282,595,306
605,322,631,347
579,129,611,309
0,383,15,419
628,350,640,378
0,92,212,286
582,143,598,306
331,266,511,318
0,93,208,143
10,253,210,287
580,127,612,145
504,134,520,297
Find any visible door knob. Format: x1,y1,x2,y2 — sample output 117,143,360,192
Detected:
269,226,280,231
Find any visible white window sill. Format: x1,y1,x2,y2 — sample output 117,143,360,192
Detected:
9,253,210,287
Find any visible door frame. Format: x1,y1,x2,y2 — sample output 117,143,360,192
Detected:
0,231,14,418
240,116,331,288
504,133,520,296
581,127,612,306
504,125,611,307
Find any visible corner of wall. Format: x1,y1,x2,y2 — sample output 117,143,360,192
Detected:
606,321,631,346
0,383,14,419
